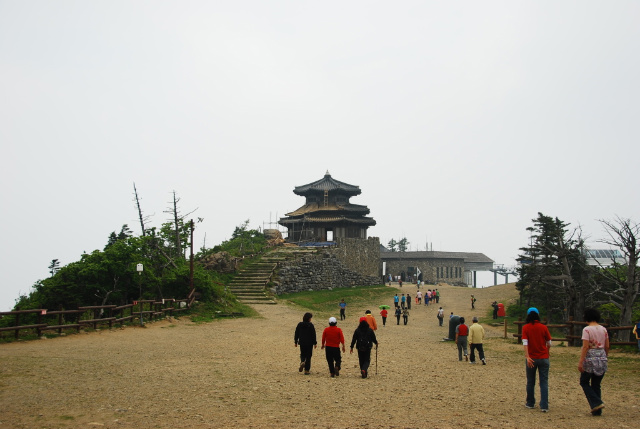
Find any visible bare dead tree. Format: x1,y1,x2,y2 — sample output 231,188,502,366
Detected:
164,191,197,259
597,216,640,341
133,183,152,237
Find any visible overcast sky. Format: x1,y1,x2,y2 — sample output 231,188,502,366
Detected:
1,1,639,311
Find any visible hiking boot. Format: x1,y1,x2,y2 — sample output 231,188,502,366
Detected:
335,366,340,376
304,371,310,375
299,361,305,372
525,404,535,409
465,355,468,362
482,358,486,365
541,409,549,413
330,373,335,378
591,403,605,413
361,369,367,379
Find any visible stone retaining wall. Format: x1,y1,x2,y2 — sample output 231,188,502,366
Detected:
273,237,381,294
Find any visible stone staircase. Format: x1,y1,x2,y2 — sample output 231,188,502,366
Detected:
228,248,318,304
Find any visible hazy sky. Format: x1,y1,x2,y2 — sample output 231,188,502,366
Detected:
2,1,639,311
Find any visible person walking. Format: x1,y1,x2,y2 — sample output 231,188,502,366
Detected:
395,307,402,325
492,301,499,319
321,317,346,377
350,317,378,378
380,308,388,326
435,289,440,303
339,299,347,321
522,307,551,412
406,293,412,310
424,290,430,306
455,316,469,361
364,310,378,331
470,295,476,309
401,294,406,309
294,312,317,375
578,308,610,416
468,316,486,365
402,307,409,325
394,294,399,308
437,307,444,326
416,290,422,305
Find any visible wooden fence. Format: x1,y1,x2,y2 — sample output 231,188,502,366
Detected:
511,319,637,347
0,299,189,340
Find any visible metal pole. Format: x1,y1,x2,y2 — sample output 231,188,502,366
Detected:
189,219,194,292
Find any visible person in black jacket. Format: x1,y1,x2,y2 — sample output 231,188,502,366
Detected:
294,312,317,375
350,317,378,378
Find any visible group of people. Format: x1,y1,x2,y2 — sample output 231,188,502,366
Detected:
521,306,611,416
394,289,441,308
415,289,439,305
454,316,486,364
295,293,616,417
294,310,378,378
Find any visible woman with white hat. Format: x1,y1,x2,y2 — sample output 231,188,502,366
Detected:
321,317,346,377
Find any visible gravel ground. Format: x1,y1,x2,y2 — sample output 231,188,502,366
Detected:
1,282,638,429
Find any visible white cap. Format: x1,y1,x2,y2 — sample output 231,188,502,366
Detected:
329,317,337,324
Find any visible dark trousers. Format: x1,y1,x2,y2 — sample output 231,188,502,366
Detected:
382,316,387,326
580,371,605,409
403,315,408,325
407,301,411,310
470,343,485,362
396,315,401,325
340,308,345,320
299,345,313,371
357,348,372,372
325,346,342,375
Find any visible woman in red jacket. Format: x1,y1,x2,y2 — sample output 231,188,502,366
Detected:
321,317,346,377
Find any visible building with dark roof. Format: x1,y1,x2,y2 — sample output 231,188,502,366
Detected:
380,250,494,287
279,171,376,242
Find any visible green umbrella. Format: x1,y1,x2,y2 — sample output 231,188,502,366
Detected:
379,305,391,309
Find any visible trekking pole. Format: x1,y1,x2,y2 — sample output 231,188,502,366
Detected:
375,346,378,375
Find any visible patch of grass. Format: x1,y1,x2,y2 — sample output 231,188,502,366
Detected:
59,415,74,420
187,301,260,324
279,284,393,319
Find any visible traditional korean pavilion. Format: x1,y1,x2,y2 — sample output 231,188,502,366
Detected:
279,171,376,242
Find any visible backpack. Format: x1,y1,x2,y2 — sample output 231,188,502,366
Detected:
356,329,372,350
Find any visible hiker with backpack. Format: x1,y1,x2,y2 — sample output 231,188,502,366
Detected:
350,317,378,378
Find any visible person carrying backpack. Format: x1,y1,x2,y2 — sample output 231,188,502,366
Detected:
350,317,378,378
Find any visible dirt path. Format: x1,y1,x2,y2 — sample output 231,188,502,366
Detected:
1,283,638,429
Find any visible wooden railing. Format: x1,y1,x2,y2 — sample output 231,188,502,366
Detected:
0,299,189,340
512,319,637,347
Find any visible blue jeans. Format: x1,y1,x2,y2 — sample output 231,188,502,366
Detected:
526,358,549,409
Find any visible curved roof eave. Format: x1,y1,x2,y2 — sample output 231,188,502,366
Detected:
293,172,361,196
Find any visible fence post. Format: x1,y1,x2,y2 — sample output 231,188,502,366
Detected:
14,313,20,340
568,317,574,347
504,318,507,339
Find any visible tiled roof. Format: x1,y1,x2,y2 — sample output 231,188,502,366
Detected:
279,215,376,226
380,251,494,264
293,172,361,196
285,202,370,217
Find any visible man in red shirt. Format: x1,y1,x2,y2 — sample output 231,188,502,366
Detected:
321,317,345,377
522,307,552,412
